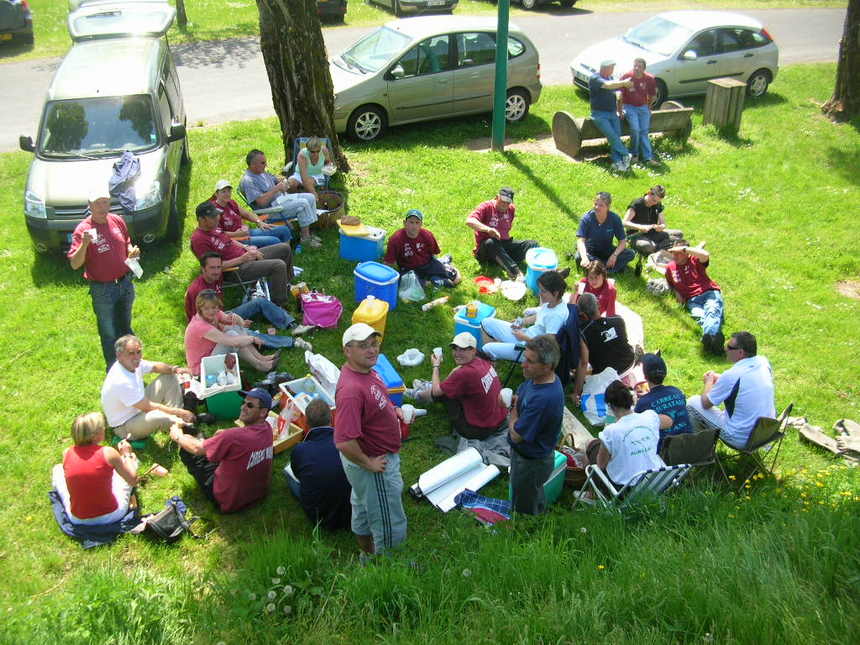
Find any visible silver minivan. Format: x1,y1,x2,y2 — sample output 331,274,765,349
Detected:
20,1,188,252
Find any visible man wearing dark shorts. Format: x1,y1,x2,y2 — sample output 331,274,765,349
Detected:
467,187,538,280
383,209,460,287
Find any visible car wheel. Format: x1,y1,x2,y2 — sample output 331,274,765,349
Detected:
166,183,182,241
747,69,771,98
181,136,191,165
505,89,530,123
521,0,537,9
653,79,668,109
559,0,577,7
348,105,386,142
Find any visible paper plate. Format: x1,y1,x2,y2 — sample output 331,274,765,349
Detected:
500,280,527,301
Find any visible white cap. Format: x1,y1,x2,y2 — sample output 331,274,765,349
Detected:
88,185,110,203
600,59,616,68
214,179,232,191
450,332,477,349
342,323,380,347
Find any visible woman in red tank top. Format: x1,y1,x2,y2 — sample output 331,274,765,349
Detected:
51,412,140,525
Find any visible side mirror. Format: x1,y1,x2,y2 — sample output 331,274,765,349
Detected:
388,64,405,80
19,136,34,153
681,50,697,61
168,123,186,142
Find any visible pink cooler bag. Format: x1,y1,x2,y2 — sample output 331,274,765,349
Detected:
301,292,343,328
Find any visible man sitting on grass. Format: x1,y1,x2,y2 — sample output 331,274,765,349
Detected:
383,209,461,287
466,187,538,281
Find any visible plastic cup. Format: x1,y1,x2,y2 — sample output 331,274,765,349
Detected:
401,404,416,424
500,388,513,408
433,347,443,360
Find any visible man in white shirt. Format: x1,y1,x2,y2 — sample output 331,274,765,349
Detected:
686,331,775,448
101,335,196,440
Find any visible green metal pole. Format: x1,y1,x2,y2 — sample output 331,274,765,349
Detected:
491,0,510,152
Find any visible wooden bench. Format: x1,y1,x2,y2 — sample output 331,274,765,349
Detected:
552,101,694,158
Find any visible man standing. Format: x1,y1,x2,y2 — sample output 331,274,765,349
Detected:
335,323,407,556
508,335,564,515
634,353,692,452
190,201,294,308
68,185,139,370
589,60,634,172
664,239,725,353
239,149,321,248
169,388,274,513
466,187,538,280
619,58,660,167
687,331,776,449
101,335,196,440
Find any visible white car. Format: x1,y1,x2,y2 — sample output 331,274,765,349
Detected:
570,11,779,106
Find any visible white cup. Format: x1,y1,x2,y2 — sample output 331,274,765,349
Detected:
401,404,416,424
433,347,443,360
500,388,513,408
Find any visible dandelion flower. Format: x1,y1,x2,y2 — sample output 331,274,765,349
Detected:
272,577,281,585
284,585,294,597
462,568,472,578
266,603,276,613
597,565,605,571
267,591,277,600
283,605,293,615
248,592,256,601
276,566,286,576
580,527,587,534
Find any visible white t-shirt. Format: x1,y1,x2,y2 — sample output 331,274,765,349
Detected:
526,302,569,338
599,410,665,486
708,355,775,447
101,359,154,427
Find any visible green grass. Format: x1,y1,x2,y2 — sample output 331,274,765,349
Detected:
2,0,846,63
0,63,858,642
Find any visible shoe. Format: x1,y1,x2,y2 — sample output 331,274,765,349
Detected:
710,331,725,355
294,338,313,352
310,234,322,243
183,391,201,413
630,155,640,165
621,153,632,171
291,324,315,336
438,254,452,265
195,413,217,426
645,158,661,168
301,237,322,248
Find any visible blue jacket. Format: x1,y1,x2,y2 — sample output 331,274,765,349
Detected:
290,426,351,531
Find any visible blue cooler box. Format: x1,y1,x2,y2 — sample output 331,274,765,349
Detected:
373,353,406,406
509,450,567,506
354,261,399,310
340,226,385,261
525,247,558,295
454,301,496,349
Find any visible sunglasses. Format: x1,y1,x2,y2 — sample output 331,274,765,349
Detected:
726,344,740,351
242,400,261,409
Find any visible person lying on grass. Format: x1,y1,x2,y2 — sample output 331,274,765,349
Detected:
383,209,461,287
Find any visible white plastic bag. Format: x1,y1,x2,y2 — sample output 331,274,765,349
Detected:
304,350,339,399
580,367,620,426
398,271,426,303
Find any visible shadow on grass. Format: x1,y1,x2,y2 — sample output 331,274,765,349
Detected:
501,148,575,215
826,145,860,186
0,39,34,60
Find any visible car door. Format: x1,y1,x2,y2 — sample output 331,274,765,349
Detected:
385,34,454,125
716,27,770,82
451,31,498,115
674,28,721,94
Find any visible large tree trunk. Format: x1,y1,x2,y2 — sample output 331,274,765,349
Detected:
254,0,349,172
822,0,859,121
175,0,188,30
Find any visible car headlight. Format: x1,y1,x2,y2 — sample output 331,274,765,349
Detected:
24,190,46,219
135,180,162,210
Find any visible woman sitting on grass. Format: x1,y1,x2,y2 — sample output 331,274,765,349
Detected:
52,412,139,525
481,270,570,362
571,261,616,317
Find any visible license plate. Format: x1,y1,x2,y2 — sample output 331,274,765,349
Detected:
0,34,13,41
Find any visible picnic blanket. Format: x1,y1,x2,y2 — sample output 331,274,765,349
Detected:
454,489,512,526
49,489,140,549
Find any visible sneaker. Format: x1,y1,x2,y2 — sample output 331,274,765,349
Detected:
195,413,217,426
645,158,661,168
302,237,322,249
294,338,313,352
291,324,315,336
437,254,452,265
310,234,323,243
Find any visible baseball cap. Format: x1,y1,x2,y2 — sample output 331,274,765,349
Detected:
404,209,424,222
450,332,477,349
195,201,219,219
342,322,380,347
214,179,232,191
88,185,111,203
498,187,514,203
239,387,273,410
667,239,689,253
600,59,616,68
641,353,667,381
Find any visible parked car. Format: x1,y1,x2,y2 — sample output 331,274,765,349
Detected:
317,0,347,21
0,0,33,44
569,11,779,106
369,0,457,18
518,0,577,10
19,0,188,253
331,16,541,141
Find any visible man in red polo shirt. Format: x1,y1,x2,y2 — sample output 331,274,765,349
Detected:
466,187,537,280
619,58,659,167
190,201,293,307
68,185,140,370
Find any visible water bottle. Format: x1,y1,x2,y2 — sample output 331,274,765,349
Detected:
421,296,449,312
295,243,302,254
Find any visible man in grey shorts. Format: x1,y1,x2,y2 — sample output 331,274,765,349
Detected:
334,323,407,556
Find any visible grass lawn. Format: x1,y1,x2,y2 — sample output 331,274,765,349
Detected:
0,63,858,642
2,0,846,63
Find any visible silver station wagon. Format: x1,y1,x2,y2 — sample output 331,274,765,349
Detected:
331,16,542,141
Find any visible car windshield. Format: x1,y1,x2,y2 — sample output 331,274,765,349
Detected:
623,16,694,57
337,27,412,73
37,95,158,158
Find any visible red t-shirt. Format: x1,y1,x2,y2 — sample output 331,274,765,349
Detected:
576,277,617,317
468,200,516,254
620,71,657,107
440,358,506,429
67,214,130,282
212,198,245,233
204,421,273,513
190,228,245,262
184,311,232,376
63,445,118,519
184,275,225,322
383,228,440,271
665,256,721,301
334,364,401,458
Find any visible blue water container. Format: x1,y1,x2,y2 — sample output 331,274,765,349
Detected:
354,261,399,310
372,353,406,406
525,247,558,295
453,301,496,349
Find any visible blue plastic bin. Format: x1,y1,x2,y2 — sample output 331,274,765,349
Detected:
372,353,405,406
525,247,558,295
354,261,399,310
339,226,385,261
453,301,496,349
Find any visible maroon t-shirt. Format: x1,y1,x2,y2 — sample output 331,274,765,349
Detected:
190,228,245,262
212,198,245,233
68,214,130,282
620,71,657,107
576,277,617,317
440,358,506,429
383,228,440,271
665,256,721,301
334,364,401,457
468,200,515,254
184,275,224,321
204,421,273,513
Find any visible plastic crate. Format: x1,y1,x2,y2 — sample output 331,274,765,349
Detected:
278,375,336,432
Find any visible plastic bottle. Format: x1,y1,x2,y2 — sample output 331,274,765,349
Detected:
295,244,302,254
421,296,449,312
466,301,478,318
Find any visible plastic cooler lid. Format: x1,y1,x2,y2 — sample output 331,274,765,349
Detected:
354,261,399,285
526,247,558,269
373,353,404,389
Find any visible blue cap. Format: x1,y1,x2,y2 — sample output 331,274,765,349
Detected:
239,387,274,410
641,353,667,380
405,209,424,222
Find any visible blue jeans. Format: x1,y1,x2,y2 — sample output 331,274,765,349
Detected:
271,193,318,229
686,290,724,336
249,225,291,247
591,110,629,163
623,104,652,160
229,299,294,329
89,274,135,370
575,247,636,274
247,330,294,349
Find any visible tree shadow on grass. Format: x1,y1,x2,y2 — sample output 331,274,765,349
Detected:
826,145,860,186
501,149,575,215
171,35,261,70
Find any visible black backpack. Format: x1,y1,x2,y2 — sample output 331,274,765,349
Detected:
142,498,198,543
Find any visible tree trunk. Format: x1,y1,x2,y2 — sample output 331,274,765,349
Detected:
822,0,859,121
176,0,188,30
254,0,349,172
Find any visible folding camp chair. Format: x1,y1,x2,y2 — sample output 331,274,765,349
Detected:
715,403,794,490
501,303,581,388
659,427,720,485
221,267,270,304
572,463,692,511
284,136,335,189
235,184,295,223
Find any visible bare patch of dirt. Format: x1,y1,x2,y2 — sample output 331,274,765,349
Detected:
836,279,860,300
464,134,580,161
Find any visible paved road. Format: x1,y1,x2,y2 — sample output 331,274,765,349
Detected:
0,8,844,152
